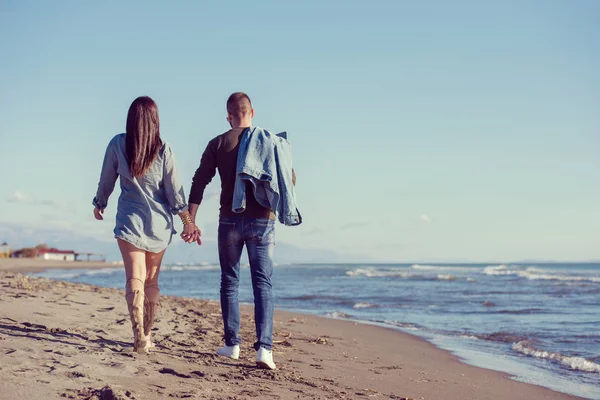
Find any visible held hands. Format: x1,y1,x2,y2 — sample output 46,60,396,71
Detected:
181,223,202,245
179,211,202,245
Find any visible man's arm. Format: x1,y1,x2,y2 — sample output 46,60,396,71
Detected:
188,140,217,225
188,203,200,222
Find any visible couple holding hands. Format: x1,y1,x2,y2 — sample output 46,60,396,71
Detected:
92,92,300,370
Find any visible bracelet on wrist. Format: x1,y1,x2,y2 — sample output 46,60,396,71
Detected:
180,212,193,225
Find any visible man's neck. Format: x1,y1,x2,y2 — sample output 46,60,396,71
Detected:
230,120,252,129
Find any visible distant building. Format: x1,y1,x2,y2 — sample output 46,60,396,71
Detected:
37,248,76,262
10,245,104,262
0,242,9,259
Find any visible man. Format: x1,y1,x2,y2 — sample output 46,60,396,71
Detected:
188,92,295,370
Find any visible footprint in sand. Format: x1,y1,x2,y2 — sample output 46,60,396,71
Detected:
66,371,86,379
169,390,198,398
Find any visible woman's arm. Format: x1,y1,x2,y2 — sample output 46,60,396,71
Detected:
92,138,119,219
164,144,201,244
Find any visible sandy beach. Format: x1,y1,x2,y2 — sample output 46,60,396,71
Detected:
0,262,584,400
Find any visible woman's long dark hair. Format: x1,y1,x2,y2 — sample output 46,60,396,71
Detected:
125,96,162,178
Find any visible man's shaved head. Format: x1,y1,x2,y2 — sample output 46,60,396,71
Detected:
227,92,252,116
226,92,254,128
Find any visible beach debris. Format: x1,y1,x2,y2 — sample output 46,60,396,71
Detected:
273,339,293,347
63,385,134,400
22,321,47,330
311,336,332,345
168,390,197,398
66,370,87,379
355,388,382,397
376,365,402,370
159,367,192,379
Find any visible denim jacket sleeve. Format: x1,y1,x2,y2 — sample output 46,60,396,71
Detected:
92,137,119,210
163,143,188,215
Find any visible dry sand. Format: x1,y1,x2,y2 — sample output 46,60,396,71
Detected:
0,263,584,400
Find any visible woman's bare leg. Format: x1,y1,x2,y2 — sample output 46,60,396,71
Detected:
144,249,166,347
117,238,148,353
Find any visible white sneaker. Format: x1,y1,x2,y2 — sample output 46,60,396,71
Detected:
256,346,276,370
216,344,240,360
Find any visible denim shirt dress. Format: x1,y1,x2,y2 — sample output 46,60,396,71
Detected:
93,134,188,252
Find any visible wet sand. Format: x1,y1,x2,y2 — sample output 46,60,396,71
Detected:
0,266,584,399
0,259,121,274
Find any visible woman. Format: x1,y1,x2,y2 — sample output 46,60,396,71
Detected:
93,96,200,353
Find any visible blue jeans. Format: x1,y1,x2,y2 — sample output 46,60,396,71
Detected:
218,216,275,350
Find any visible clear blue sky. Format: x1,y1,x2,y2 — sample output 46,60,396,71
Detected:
1,0,598,262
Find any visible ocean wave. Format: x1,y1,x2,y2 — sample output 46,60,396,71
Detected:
411,264,474,272
492,308,546,315
353,302,379,309
482,264,519,276
512,341,600,374
478,331,529,343
437,274,457,281
40,267,120,280
346,267,456,281
346,267,411,278
283,295,355,306
482,265,600,283
384,320,420,331
325,311,352,319
42,272,82,279
163,265,220,271
83,268,120,276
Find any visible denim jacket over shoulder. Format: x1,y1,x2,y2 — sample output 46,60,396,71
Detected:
232,127,301,226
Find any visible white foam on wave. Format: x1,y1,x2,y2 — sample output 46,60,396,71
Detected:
411,264,474,272
512,341,600,374
384,320,420,331
39,267,120,280
346,267,457,281
483,265,600,283
325,311,352,319
44,272,81,279
346,267,411,278
84,268,120,276
437,274,457,281
353,302,378,309
482,265,516,276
